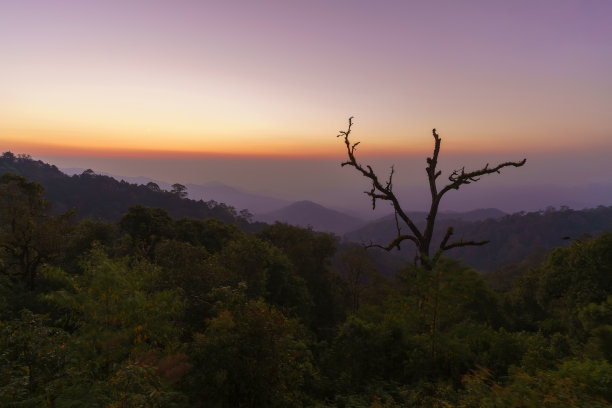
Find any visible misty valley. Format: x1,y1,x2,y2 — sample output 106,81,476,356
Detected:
1,151,612,407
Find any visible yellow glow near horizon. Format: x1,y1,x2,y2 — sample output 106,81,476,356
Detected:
2,2,611,161
4,68,607,160
3,119,603,160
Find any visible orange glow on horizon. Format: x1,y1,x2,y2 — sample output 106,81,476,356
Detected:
2,138,420,160
3,126,588,161
2,118,600,161
1,124,432,159
1,0,610,178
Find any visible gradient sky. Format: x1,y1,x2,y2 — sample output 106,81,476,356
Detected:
1,0,611,207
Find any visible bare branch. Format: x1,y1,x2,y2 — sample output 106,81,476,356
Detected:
394,209,401,238
438,226,455,251
337,117,525,269
365,233,420,252
440,158,526,197
442,239,490,251
337,117,424,242
430,226,490,265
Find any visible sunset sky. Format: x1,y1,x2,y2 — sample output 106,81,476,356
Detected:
1,0,611,208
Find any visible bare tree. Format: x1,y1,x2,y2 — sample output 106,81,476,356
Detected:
337,117,526,270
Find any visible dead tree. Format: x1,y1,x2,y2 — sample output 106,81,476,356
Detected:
337,116,526,270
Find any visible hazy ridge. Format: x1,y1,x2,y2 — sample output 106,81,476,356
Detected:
4,155,612,272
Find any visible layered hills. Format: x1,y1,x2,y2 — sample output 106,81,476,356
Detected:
255,200,366,235
3,152,612,272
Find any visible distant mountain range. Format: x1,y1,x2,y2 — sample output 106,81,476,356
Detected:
346,206,612,272
59,168,509,236
58,167,370,234
1,156,246,227
254,200,367,235
186,182,291,215
317,182,612,217
61,168,292,215
7,155,612,273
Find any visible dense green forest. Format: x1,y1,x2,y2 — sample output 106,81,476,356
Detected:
1,155,612,406
0,152,255,228
347,206,612,272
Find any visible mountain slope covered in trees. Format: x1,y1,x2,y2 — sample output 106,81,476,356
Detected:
4,152,611,272
1,166,612,406
347,205,612,272
255,200,367,235
0,152,250,227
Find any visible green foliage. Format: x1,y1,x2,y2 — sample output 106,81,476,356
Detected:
186,294,314,407
153,239,220,332
457,359,612,407
2,171,612,406
0,310,70,407
40,248,187,405
0,173,74,289
322,315,407,395
217,235,275,298
396,258,503,366
337,247,381,313
47,248,184,356
0,153,245,224
218,234,313,318
508,232,612,334
120,205,174,258
258,223,345,332
580,295,612,361
60,218,118,274
319,259,516,405
174,217,241,253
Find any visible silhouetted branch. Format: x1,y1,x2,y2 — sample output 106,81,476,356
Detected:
338,117,526,269
440,159,527,197
338,117,424,242
442,239,489,251
365,234,420,251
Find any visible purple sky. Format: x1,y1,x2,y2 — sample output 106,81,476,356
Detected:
1,0,611,211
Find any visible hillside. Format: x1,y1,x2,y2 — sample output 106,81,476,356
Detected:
60,168,292,215
5,152,612,272
3,153,612,406
255,200,366,235
346,205,612,271
186,182,291,215
0,152,248,226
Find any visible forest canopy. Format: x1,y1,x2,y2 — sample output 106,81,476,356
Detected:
1,157,611,406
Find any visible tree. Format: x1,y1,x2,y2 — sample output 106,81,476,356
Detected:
42,249,187,405
1,151,16,161
0,174,73,290
337,117,526,270
257,223,344,332
119,205,174,259
508,232,612,335
0,310,70,406
457,359,612,407
171,183,188,198
146,181,162,192
338,247,378,314
186,291,314,407
174,217,241,254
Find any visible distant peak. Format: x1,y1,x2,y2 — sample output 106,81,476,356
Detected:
200,181,228,188
293,199,318,205
288,200,326,209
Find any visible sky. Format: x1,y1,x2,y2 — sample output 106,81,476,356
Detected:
1,0,611,211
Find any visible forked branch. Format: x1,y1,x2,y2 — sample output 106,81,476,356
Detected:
338,117,526,269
